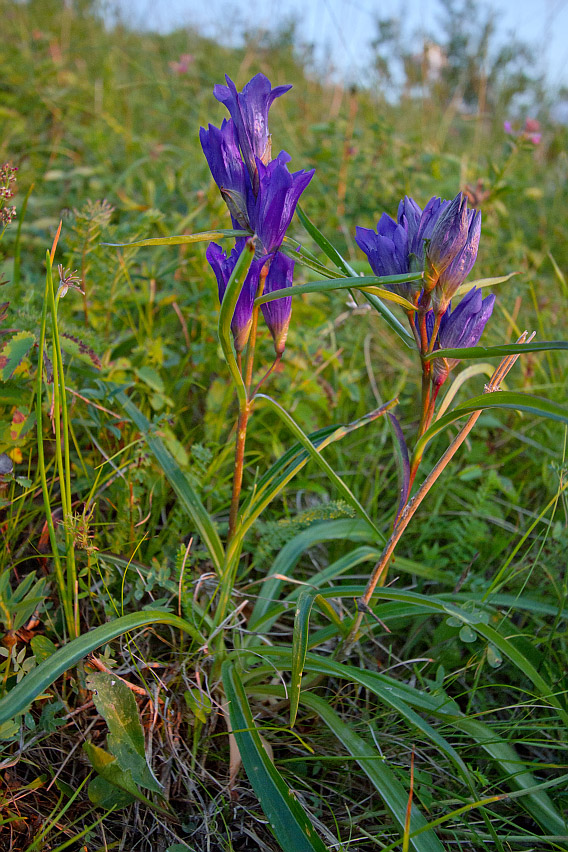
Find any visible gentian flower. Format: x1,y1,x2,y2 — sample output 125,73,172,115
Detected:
203,73,314,356
214,73,292,191
260,251,295,355
253,153,314,255
426,287,495,385
355,195,449,298
199,119,254,229
425,192,481,307
206,239,264,353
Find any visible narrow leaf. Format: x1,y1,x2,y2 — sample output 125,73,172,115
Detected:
415,391,568,458
300,692,445,852
116,391,224,572
254,395,384,541
423,340,568,362
0,611,203,724
103,229,249,248
222,661,328,852
296,204,358,277
254,275,420,311
290,589,317,726
217,237,255,408
456,271,519,295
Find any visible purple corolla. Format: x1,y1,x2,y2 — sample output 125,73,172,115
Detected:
425,193,481,305
199,119,254,229
260,251,295,355
214,73,292,191
355,195,450,299
426,287,495,384
253,153,314,255
206,240,264,353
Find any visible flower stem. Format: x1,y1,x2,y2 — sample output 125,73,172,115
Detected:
339,334,531,658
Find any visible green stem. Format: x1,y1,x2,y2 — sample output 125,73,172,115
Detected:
37,256,73,637
47,257,79,638
339,337,529,658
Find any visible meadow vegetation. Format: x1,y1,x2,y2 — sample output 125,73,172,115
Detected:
1,1,568,850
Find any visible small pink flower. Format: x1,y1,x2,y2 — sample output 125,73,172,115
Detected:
524,118,540,133
169,53,194,75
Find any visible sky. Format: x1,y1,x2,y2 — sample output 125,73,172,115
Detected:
109,0,568,89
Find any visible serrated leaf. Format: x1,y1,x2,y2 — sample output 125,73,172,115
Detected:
60,333,102,368
0,332,35,380
86,672,162,793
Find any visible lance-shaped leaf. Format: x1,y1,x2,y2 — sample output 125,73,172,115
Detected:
222,661,329,852
87,673,162,793
0,331,35,381
116,391,224,572
414,390,568,459
102,228,249,248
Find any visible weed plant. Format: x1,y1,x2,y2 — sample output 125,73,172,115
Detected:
0,2,568,851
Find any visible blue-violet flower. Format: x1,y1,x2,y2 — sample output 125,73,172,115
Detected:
206,239,264,353
426,287,495,385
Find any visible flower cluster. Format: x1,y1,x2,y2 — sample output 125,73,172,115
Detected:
504,117,541,146
356,190,491,385
0,164,17,228
426,287,495,386
201,74,314,353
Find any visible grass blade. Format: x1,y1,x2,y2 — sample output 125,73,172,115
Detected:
415,390,568,458
422,340,568,361
254,394,384,540
254,275,420,311
300,691,445,852
103,228,249,248
0,611,203,724
116,391,225,573
222,661,329,852
290,589,317,726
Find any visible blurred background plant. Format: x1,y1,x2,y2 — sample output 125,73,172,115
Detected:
0,0,567,850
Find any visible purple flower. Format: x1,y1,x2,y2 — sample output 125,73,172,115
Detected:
199,119,254,230
355,195,449,299
214,73,292,192
261,251,295,354
206,240,264,352
425,192,481,303
426,287,495,384
253,152,314,255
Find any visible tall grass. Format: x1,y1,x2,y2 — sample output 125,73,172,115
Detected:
0,2,567,851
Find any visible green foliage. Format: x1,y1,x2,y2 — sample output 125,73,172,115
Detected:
1,1,568,850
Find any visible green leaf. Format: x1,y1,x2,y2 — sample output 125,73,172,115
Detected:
248,519,378,632
423,340,568,362
415,391,568,458
290,590,317,726
217,237,255,408
360,290,417,349
238,402,394,552
60,333,102,369
222,661,329,852
257,646,566,834
0,610,203,724
84,742,168,813
254,395,384,541
87,773,135,810
300,692,445,852
86,672,162,793
0,332,35,381
116,391,224,573
103,228,249,248
294,205,417,348
456,271,519,295
295,204,358,277
254,275,420,312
